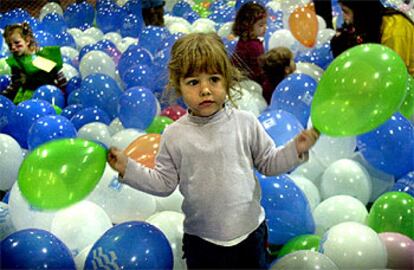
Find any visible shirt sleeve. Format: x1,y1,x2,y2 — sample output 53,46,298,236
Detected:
119,132,180,197
250,114,308,175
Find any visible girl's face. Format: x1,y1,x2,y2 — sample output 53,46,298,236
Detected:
179,72,227,117
252,17,267,38
7,32,30,56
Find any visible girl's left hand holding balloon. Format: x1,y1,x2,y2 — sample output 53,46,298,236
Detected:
295,127,320,155
108,147,128,177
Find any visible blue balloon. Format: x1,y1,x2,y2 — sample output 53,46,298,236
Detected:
222,38,237,57
258,109,304,146
139,26,171,55
84,221,173,269
61,104,84,120
64,2,95,28
96,7,124,33
67,88,82,105
357,113,414,178
257,172,315,245
270,73,317,127
183,11,200,24
95,39,122,64
0,75,11,92
123,0,142,15
0,95,15,132
117,45,153,80
79,73,123,119
65,76,82,96
27,115,77,150
1,229,76,269
172,1,192,17
6,99,56,148
392,171,414,197
118,87,157,130
33,84,66,108
2,191,10,203
34,30,58,47
120,13,144,38
70,107,111,130
121,64,155,90
41,13,67,36
294,43,334,70
54,31,76,48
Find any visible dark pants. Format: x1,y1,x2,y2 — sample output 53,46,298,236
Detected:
182,222,270,269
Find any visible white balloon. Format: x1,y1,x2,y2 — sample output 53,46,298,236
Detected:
320,159,372,205
0,202,16,241
74,244,93,270
146,211,186,270
218,22,234,38
317,28,336,46
288,175,320,211
8,183,56,231
271,250,339,270
83,27,104,42
156,188,184,213
75,35,96,51
310,135,357,167
320,222,387,269
61,46,79,60
61,63,80,81
51,200,112,256
168,22,191,34
79,51,116,79
77,122,113,148
87,165,157,224
231,82,267,116
316,15,327,31
108,117,124,135
0,134,23,191
103,32,122,46
67,28,84,41
291,154,326,186
39,3,63,21
115,37,138,53
268,29,300,54
295,62,324,82
110,128,146,150
313,195,368,236
191,18,217,33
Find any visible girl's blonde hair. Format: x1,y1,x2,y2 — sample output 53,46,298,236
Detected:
232,2,267,40
167,32,241,105
3,22,38,52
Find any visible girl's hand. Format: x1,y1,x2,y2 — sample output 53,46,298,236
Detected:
107,147,128,177
295,127,320,155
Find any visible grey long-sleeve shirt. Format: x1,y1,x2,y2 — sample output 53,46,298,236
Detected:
121,106,306,241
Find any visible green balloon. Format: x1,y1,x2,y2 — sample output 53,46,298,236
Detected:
278,234,321,258
53,105,62,115
311,44,408,136
400,76,414,119
145,115,174,134
18,138,107,210
367,192,414,239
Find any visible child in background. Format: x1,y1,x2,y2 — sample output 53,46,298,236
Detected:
108,32,319,269
1,22,67,104
259,46,296,104
231,2,267,85
142,0,166,27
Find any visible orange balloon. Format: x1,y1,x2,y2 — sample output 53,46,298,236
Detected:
123,133,161,168
288,3,318,48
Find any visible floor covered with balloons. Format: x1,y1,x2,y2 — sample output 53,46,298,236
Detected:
0,0,413,269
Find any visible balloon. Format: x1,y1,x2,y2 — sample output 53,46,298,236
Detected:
311,44,408,136
313,195,368,236
118,87,157,130
320,222,387,269
258,173,315,245
1,229,76,269
110,128,146,150
79,50,116,79
320,159,372,205
378,232,414,269
60,104,83,120
27,115,77,151
288,175,320,211
51,200,112,256
0,202,15,240
310,135,356,167
70,107,111,130
160,104,187,121
400,75,414,119
392,171,414,197
367,191,414,239
271,250,338,270
145,116,174,134
84,221,173,269
295,62,324,82
18,138,107,210
278,234,321,258
0,95,15,132
124,134,161,169
289,3,318,47
356,113,414,178
77,122,112,148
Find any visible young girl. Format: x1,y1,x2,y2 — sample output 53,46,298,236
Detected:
108,32,319,269
259,46,296,104
1,22,67,104
231,2,267,85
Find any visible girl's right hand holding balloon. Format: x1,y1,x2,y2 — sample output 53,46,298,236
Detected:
108,147,128,177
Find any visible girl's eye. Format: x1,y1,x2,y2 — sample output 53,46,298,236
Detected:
186,79,199,86
210,76,221,83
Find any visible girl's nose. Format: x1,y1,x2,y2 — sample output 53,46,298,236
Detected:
199,80,212,96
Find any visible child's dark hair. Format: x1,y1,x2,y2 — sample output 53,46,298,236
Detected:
3,22,37,51
167,32,242,106
232,2,267,40
259,47,293,84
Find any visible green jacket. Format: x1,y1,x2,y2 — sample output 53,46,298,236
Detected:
6,46,63,104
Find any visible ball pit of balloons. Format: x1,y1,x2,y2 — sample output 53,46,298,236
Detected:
0,0,413,269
